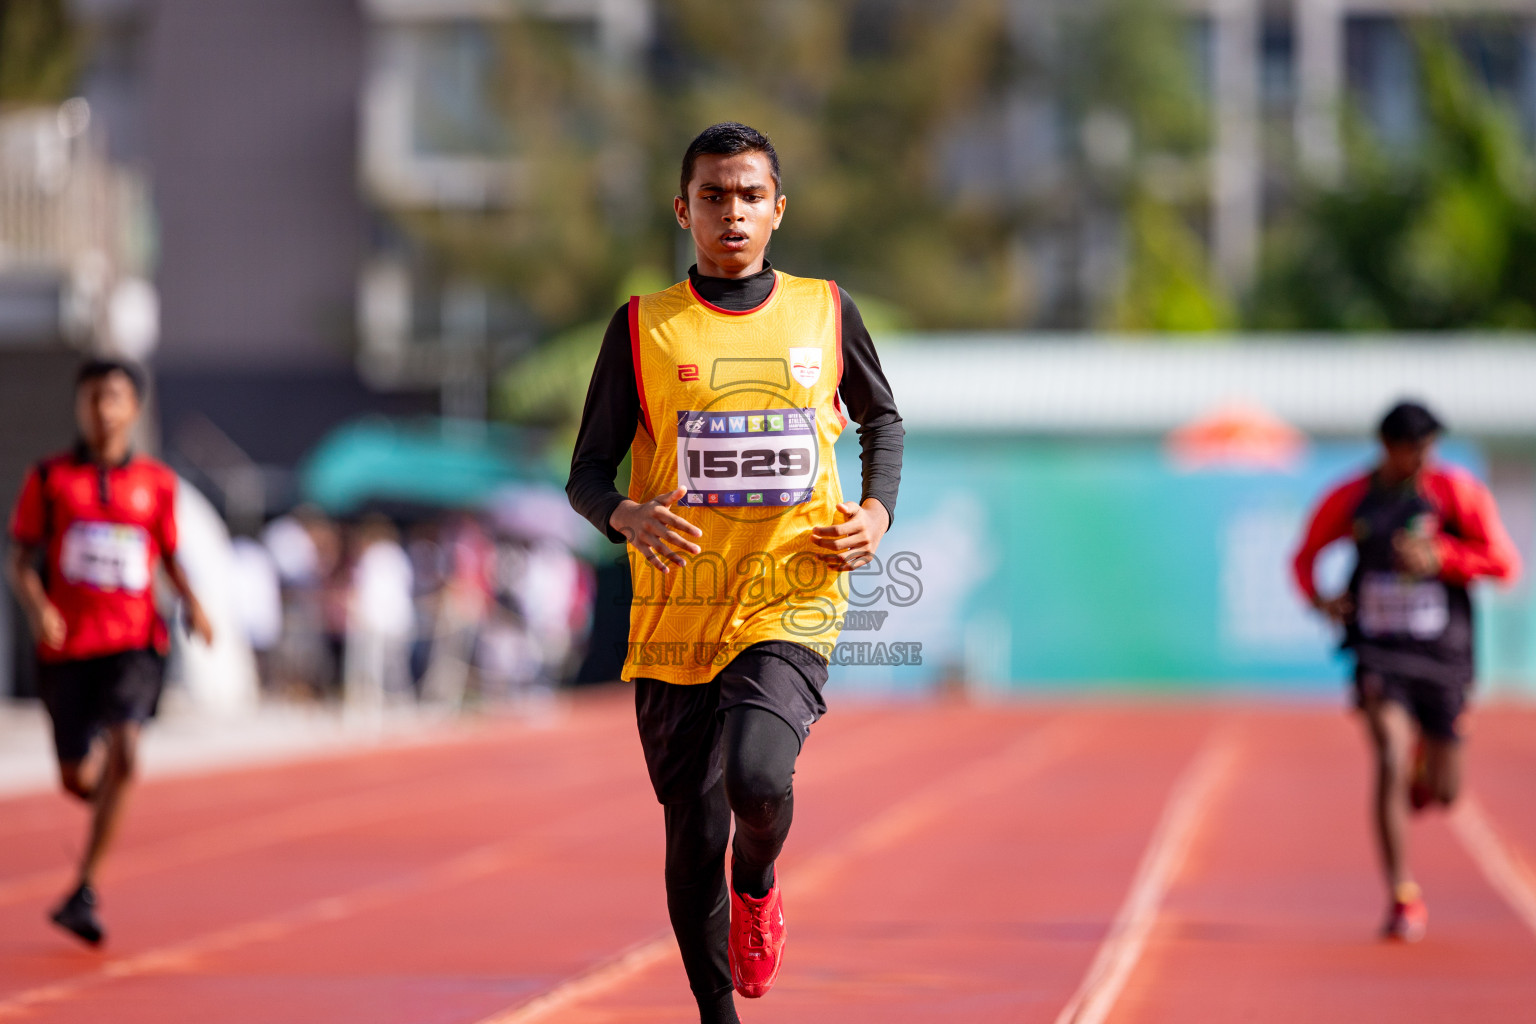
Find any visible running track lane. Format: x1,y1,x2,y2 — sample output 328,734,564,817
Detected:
1110,707,1536,1024
2,696,1536,1023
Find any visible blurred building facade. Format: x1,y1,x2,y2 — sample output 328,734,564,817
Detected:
356,0,652,412
10,0,433,517
938,0,1536,326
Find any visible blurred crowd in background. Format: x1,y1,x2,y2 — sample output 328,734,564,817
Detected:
230,505,592,710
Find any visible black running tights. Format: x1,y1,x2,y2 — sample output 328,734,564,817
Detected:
665,706,800,1024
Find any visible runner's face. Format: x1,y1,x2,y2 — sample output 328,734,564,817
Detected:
76,372,140,456
674,151,786,279
1381,437,1433,482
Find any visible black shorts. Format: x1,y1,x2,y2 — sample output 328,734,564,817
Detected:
1354,667,1468,742
38,648,166,762
634,641,828,805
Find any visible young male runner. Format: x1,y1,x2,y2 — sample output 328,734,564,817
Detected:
7,358,214,945
1293,400,1519,942
567,122,903,1023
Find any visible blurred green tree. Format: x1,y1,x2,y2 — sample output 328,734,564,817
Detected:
663,0,1027,329
1113,192,1234,330
1071,0,1229,331
0,0,77,104
476,0,1032,431
469,0,1223,432
388,17,658,335
663,0,1217,332
1251,27,1536,330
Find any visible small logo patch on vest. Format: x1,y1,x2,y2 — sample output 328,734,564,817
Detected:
789,347,822,386
678,364,700,381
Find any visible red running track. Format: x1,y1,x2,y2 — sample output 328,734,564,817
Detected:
2,692,1536,1023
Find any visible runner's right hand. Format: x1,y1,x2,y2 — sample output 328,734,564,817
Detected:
30,601,66,650
1314,593,1353,624
610,488,704,573
185,598,216,647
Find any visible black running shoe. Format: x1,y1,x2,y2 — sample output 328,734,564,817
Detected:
50,883,104,946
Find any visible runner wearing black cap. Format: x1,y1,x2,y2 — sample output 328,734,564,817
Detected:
1292,400,1520,942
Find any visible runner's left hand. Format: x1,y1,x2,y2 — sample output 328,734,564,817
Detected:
811,500,889,572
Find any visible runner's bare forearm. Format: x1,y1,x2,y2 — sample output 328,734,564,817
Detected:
6,544,49,621
161,556,201,607
162,555,214,644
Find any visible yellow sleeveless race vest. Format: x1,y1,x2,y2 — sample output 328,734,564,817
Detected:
623,270,850,685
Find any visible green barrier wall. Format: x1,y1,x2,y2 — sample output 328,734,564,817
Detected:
828,435,1533,696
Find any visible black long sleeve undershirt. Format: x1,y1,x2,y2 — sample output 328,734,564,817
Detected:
566,262,905,543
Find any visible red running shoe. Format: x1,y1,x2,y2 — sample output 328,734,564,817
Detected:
729,880,787,998
1383,885,1428,943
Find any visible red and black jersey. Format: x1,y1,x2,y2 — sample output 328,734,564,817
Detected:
1293,464,1521,682
9,446,178,662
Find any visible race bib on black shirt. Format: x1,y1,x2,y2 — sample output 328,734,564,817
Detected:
1358,572,1449,640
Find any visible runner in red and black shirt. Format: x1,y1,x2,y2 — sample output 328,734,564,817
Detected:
6,358,213,946
1293,401,1520,943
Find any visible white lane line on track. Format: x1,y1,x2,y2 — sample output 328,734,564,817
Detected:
1052,728,1240,1024
0,776,512,907
0,718,635,907
0,795,638,1021
1450,793,1536,939
472,716,1085,1024
474,934,677,1024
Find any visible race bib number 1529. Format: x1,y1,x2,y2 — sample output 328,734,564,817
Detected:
676,408,817,508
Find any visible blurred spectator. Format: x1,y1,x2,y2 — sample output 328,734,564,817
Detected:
420,515,493,706
262,511,321,586
501,536,592,686
229,536,282,682
262,507,341,699
406,522,446,695
234,503,598,706
476,605,538,699
319,517,351,699
344,516,415,720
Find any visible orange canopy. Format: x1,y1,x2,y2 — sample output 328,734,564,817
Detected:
1166,403,1307,471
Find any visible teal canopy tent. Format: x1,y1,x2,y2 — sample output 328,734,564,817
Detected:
299,417,552,515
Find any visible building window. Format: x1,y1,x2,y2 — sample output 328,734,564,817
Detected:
408,21,508,159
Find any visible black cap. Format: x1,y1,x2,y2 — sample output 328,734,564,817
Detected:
1379,400,1443,443
75,357,146,398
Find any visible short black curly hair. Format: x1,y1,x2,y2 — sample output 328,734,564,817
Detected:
1379,400,1444,443
75,356,146,398
679,122,780,198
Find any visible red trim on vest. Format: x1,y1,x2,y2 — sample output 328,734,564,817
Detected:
629,296,653,437
828,279,848,428
687,271,780,316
